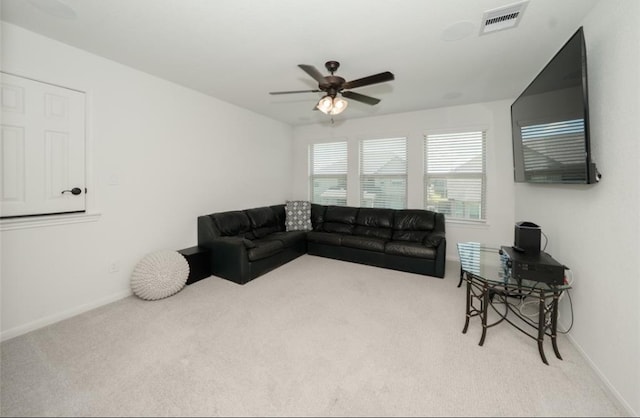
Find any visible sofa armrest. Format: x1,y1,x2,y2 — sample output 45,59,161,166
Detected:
198,215,219,247
205,236,249,253
423,232,445,248
198,216,252,281
424,232,446,278
200,236,252,283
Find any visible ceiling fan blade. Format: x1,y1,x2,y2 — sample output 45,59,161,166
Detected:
269,89,321,95
298,64,326,84
342,91,381,105
343,71,395,90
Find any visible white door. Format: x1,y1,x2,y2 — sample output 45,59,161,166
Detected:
1,72,86,218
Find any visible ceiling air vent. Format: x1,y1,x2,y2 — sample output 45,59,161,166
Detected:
480,1,528,35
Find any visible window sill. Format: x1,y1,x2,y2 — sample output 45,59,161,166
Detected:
445,219,489,229
1,212,102,231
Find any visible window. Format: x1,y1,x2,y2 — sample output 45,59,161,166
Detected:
360,137,407,209
309,141,347,206
424,130,486,221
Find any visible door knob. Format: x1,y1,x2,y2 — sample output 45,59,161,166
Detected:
61,187,82,195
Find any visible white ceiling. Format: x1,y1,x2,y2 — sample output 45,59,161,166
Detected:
1,0,600,126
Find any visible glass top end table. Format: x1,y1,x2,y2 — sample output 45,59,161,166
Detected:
457,242,571,365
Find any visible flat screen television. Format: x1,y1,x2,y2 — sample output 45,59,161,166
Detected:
511,26,600,184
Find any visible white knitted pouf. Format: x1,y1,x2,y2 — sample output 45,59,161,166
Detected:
130,250,189,301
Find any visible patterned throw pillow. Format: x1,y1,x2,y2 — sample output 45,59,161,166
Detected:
285,200,312,231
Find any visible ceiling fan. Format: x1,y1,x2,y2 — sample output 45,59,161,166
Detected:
269,61,394,115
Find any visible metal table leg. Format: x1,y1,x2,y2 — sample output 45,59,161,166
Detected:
538,292,549,365
462,272,471,333
479,282,489,346
551,292,562,360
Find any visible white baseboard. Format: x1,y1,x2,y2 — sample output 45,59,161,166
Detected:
1,289,132,342
564,332,637,417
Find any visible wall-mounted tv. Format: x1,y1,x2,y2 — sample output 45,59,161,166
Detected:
511,26,601,184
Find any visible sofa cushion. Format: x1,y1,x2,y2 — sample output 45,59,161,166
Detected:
322,205,358,234
269,204,286,231
306,231,343,246
323,222,355,234
213,211,252,237
311,204,326,231
324,205,358,224
353,226,392,240
356,207,394,228
242,238,257,249
385,241,437,259
247,239,284,261
341,235,387,252
263,231,307,248
424,234,445,247
393,210,436,230
351,207,393,240
392,210,436,242
392,230,430,242
246,206,280,238
285,200,312,231
252,225,280,239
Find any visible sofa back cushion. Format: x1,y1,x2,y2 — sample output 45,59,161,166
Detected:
269,204,286,231
212,210,254,238
311,204,326,231
322,205,358,234
353,207,394,240
392,209,436,242
246,206,281,238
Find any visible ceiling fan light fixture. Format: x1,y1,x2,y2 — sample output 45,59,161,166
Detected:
330,96,348,115
316,95,334,114
316,95,349,115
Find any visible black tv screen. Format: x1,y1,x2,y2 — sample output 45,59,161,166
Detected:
511,27,600,184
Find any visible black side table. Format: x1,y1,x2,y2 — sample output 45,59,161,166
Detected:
178,246,211,285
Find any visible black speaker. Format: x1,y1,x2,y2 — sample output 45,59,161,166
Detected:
514,221,541,254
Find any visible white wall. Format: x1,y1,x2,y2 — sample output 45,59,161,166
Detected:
514,1,639,415
0,23,293,339
292,101,516,260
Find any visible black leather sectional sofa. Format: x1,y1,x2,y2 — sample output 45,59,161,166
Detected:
197,203,446,285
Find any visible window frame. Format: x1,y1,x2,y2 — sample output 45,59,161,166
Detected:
359,136,408,209
308,141,348,206
424,129,487,223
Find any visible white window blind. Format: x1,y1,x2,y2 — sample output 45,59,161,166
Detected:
309,141,347,206
424,131,486,221
359,137,407,209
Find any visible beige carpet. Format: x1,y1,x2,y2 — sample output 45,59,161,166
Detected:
0,255,627,417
